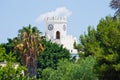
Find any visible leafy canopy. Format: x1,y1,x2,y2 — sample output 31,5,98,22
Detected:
37,40,70,78
79,15,120,80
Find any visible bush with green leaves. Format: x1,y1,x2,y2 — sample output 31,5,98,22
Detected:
0,45,32,80
0,62,28,80
42,56,97,80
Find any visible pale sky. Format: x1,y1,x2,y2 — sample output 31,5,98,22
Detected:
0,0,114,43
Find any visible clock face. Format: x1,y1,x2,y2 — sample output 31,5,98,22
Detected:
48,24,54,31
63,24,66,31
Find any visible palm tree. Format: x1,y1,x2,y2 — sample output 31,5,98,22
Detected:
110,0,120,17
14,24,44,78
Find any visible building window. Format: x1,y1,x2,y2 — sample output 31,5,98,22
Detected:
56,31,60,39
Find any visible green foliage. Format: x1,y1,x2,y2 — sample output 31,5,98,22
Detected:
0,62,32,80
80,26,103,57
0,45,6,62
96,16,120,80
0,44,16,62
74,42,84,52
1,38,22,62
42,56,97,80
79,15,120,80
76,56,97,80
0,45,32,80
2,38,14,54
37,40,70,78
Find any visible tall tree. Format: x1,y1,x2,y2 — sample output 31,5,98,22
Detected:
110,0,120,17
14,25,44,78
79,15,120,80
37,40,70,78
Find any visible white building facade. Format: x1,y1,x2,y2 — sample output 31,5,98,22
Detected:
44,16,78,54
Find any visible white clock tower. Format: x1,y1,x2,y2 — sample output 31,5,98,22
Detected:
45,16,78,54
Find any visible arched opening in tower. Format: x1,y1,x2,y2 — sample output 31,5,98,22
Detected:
56,31,60,39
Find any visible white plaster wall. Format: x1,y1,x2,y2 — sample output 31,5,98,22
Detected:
45,16,78,53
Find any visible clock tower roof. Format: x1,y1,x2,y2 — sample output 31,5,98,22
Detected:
45,16,67,23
